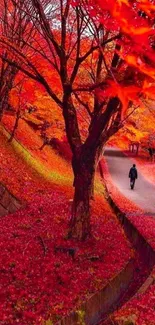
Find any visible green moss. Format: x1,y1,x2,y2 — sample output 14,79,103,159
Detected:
43,320,53,325
76,309,86,325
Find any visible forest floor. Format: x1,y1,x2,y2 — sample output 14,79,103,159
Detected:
0,117,132,325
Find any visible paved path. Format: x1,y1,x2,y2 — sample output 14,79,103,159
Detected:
104,147,155,214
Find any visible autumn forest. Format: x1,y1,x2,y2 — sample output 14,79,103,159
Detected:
0,0,155,324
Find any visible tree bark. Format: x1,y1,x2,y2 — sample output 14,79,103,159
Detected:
68,149,96,240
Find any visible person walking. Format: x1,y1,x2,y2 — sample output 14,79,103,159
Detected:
129,164,138,189
148,147,154,162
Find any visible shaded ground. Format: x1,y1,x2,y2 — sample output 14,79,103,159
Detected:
104,147,155,214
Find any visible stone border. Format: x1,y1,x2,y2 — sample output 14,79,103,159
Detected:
137,265,155,296
56,259,134,325
104,181,155,270
0,183,21,216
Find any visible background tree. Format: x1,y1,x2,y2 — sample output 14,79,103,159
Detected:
0,0,155,240
8,76,37,142
0,0,35,120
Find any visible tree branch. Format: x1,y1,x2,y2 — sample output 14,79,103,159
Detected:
73,91,92,117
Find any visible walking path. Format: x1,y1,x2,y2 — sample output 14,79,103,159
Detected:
104,147,155,214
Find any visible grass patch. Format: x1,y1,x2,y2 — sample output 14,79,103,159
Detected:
0,125,72,187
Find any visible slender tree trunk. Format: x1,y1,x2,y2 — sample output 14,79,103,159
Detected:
0,103,3,121
8,111,20,142
0,66,17,121
68,150,96,240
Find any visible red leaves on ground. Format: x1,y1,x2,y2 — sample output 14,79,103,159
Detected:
0,122,132,324
0,190,131,324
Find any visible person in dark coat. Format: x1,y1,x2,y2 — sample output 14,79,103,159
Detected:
148,147,154,162
129,164,138,189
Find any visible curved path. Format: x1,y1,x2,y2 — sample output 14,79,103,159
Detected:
104,147,155,214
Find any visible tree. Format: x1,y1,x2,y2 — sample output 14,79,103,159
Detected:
0,0,155,240
8,77,36,141
0,0,35,120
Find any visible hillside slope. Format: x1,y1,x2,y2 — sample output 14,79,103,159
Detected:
0,120,132,324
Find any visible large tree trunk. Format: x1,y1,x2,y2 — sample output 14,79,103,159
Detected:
68,150,96,240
